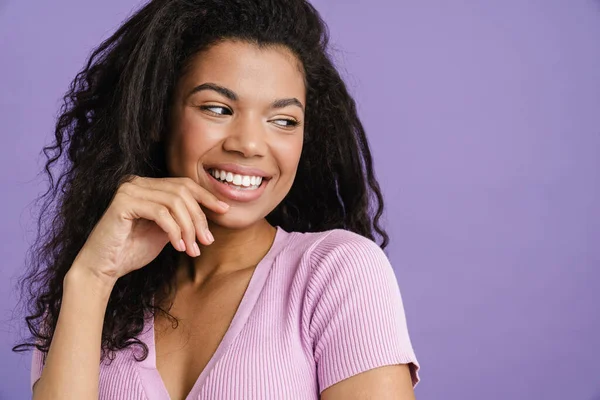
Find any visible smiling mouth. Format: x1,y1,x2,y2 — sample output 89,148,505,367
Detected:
205,168,268,191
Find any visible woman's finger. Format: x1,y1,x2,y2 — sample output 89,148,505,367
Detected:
127,180,214,247
123,195,187,253
135,176,230,214
127,187,202,257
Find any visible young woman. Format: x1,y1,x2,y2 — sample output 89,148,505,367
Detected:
15,0,420,398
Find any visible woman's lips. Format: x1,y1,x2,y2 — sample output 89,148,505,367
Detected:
204,168,269,203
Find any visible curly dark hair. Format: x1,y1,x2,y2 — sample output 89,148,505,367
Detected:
13,0,390,364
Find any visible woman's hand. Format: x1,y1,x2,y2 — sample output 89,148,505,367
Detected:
71,175,229,284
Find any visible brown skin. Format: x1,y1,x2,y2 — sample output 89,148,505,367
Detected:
320,365,416,400
157,40,307,398
165,40,306,283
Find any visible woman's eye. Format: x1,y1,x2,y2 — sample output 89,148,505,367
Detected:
200,105,232,116
272,119,299,128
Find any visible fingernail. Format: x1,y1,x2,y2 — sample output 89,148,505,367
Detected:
218,201,229,209
178,239,186,252
193,242,201,257
206,230,214,243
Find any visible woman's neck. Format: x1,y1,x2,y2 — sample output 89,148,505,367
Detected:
176,219,277,288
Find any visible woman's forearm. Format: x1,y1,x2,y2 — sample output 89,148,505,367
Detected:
33,264,115,400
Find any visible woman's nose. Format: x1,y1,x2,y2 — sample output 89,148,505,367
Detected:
222,114,268,158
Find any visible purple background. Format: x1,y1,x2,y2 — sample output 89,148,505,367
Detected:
1,1,599,399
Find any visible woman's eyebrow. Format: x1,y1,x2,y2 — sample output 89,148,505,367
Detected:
188,82,304,113
188,82,238,101
271,98,304,113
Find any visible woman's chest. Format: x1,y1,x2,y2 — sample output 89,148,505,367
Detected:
97,262,320,399
153,273,252,399
99,332,319,400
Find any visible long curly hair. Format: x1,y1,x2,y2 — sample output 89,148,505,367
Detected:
13,0,389,363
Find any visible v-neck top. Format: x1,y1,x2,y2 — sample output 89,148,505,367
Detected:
31,226,421,399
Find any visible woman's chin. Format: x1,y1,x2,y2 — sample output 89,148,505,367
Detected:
206,209,268,230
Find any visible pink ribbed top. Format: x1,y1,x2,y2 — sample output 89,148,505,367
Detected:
31,226,420,399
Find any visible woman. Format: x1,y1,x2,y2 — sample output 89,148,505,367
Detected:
14,0,420,398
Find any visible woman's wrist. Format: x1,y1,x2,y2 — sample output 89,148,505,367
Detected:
64,262,116,301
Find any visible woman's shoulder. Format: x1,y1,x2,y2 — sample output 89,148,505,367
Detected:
286,227,391,277
287,227,381,251
292,229,420,391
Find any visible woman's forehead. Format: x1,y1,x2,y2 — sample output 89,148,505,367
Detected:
178,41,306,101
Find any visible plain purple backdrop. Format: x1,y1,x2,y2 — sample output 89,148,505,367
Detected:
1,1,600,399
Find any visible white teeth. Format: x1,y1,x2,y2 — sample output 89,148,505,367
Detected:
209,168,264,189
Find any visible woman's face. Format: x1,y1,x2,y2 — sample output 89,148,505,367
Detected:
166,40,306,229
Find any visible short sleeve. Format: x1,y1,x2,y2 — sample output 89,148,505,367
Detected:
307,229,420,394
31,345,45,392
